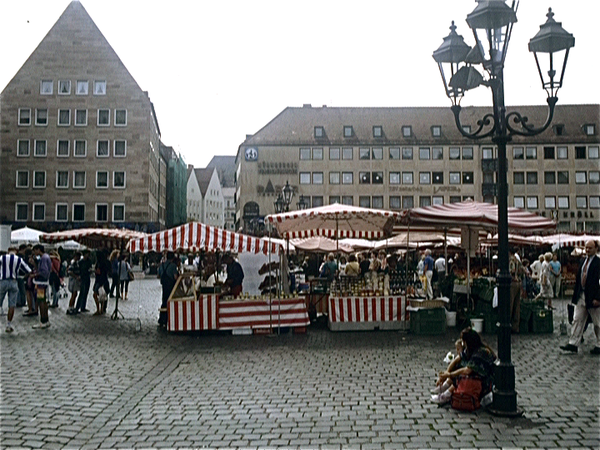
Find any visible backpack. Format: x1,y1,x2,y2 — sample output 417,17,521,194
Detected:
451,376,482,411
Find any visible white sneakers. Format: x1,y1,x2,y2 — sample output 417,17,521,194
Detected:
32,322,51,329
431,390,452,404
431,379,452,395
5,324,14,333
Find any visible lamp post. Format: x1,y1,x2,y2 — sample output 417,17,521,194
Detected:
433,1,574,417
297,195,309,210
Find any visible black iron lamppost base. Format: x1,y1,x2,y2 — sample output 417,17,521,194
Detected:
488,402,524,418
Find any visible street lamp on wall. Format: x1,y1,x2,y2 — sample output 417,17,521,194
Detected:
297,195,309,210
274,181,295,214
432,1,573,417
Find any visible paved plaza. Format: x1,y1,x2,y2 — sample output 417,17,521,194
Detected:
1,277,599,449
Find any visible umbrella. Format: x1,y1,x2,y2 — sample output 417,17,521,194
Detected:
11,227,43,245
290,236,354,253
41,228,146,250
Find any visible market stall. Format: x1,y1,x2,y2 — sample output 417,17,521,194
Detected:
129,222,310,333
265,203,407,331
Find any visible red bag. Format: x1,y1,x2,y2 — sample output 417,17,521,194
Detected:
451,376,482,411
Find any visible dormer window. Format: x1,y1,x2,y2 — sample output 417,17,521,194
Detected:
584,124,596,136
431,125,441,137
462,125,471,134
553,124,565,136
314,126,324,138
402,126,412,137
343,126,353,138
373,126,383,138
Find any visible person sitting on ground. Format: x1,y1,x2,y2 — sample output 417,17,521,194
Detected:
431,338,465,395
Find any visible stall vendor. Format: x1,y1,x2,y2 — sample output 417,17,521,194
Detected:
223,254,244,298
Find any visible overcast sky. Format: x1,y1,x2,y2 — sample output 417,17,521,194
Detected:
2,0,598,168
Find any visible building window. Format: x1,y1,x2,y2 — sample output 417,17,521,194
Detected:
402,196,414,209
590,197,600,209
449,196,461,204
449,147,460,160
431,126,441,137
372,148,383,160
312,172,323,184
97,109,110,126
513,147,524,160
76,80,89,95
113,171,126,188
575,146,586,159
34,140,47,157
372,172,383,184
557,196,569,209
513,172,524,184
584,124,596,136
544,146,555,159
402,172,414,185
329,172,340,184
74,140,87,157
17,140,30,157
55,203,68,222
420,196,432,208
557,146,568,159
73,204,85,222
18,108,31,126
33,171,46,188
545,196,556,209
553,124,565,135
590,171,600,184
359,148,370,160
312,196,324,207
327,196,338,205
463,147,474,160
96,171,109,189
57,109,70,126
483,172,494,184
575,172,587,184
343,126,353,137
432,196,444,205
359,196,371,208
590,146,599,159
342,172,353,184
462,172,474,184
114,140,126,157
314,126,324,138
16,171,29,188
389,196,401,210
57,140,69,157
115,109,127,126
433,172,443,184
58,80,71,95
513,197,525,208
389,148,400,160
96,204,109,222
342,196,353,206
40,80,53,95
15,203,28,221
526,172,538,184
432,147,443,160
342,147,353,160
544,171,556,184
419,147,430,160
312,148,323,160
402,147,413,160
359,172,371,184
557,171,569,184
389,172,400,185
32,203,45,221
373,126,383,138
449,172,460,184
402,126,412,137
482,147,494,159
527,196,538,209
372,196,383,209
94,80,106,95
419,172,431,185
299,148,310,160
576,196,587,209
56,171,69,188
329,148,340,160
73,171,86,189
526,147,537,159
299,172,311,184
112,204,125,222
36,108,48,126
75,109,87,126
97,140,109,157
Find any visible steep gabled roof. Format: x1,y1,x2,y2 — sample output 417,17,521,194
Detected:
194,167,218,197
207,156,236,187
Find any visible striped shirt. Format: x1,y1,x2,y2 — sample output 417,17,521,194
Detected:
0,253,32,280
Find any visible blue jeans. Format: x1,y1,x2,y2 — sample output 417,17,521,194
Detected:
76,278,91,311
0,279,19,309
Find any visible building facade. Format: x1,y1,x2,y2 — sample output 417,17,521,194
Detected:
160,144,187,228
207,156,236,231
186,167,224,228
0,2,165,232
236,104,600,233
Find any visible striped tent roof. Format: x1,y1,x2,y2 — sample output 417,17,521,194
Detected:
400,200,556,232
40,228,147,250
129,222,281,255
538,233,599,248
265,203,400,239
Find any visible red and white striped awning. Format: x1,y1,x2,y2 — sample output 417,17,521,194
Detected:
265,203,400,239
40,228,147,250
129,222,281,255
538,233,599,248
400,200,556,232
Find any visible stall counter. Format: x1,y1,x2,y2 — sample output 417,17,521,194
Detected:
328,295,409,331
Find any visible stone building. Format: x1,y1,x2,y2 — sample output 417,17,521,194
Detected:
207,156,236,231
0,1,165,232
186,167,224,229
236,104,599,233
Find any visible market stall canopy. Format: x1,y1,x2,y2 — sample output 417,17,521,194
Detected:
400,200,556,232
11,227,43,245
129,222,281,255
338,238,379,250
375,231,448,250
265,203,400,239
538,233,599,248
290,236,354,253
41,228,146,250
480,233,545,247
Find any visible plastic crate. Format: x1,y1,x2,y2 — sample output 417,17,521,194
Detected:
410,308,447,335
532,308,553,333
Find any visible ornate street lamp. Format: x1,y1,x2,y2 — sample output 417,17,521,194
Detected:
282,181,294,211
297,195,309,210
273,193,285,214
433,1,574,417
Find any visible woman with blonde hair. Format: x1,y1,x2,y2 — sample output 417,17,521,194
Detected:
536,252,554,307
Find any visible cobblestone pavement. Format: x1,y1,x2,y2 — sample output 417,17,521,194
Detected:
1,276,599,449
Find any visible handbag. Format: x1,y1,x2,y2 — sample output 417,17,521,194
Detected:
451,375,482,411
128,270,135,281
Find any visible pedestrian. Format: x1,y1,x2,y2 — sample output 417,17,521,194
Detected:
117,253,132,301
530,254,543,290
434,254,446,284
66,251,81,315
23,248,38,316
75,250,92,313
223,254,245,298
509,252,522,333
158,251,179,327
92,250,111,315
0,248,32,333
535,252,554,308
31,244,52,329
549,253,562,300
108,249,120,299
560,239,600,355
16,244,28,308
48,250,62,308
423,249,435,300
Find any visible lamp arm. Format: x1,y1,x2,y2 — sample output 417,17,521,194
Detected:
505,96,558,136
450,105,496,140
